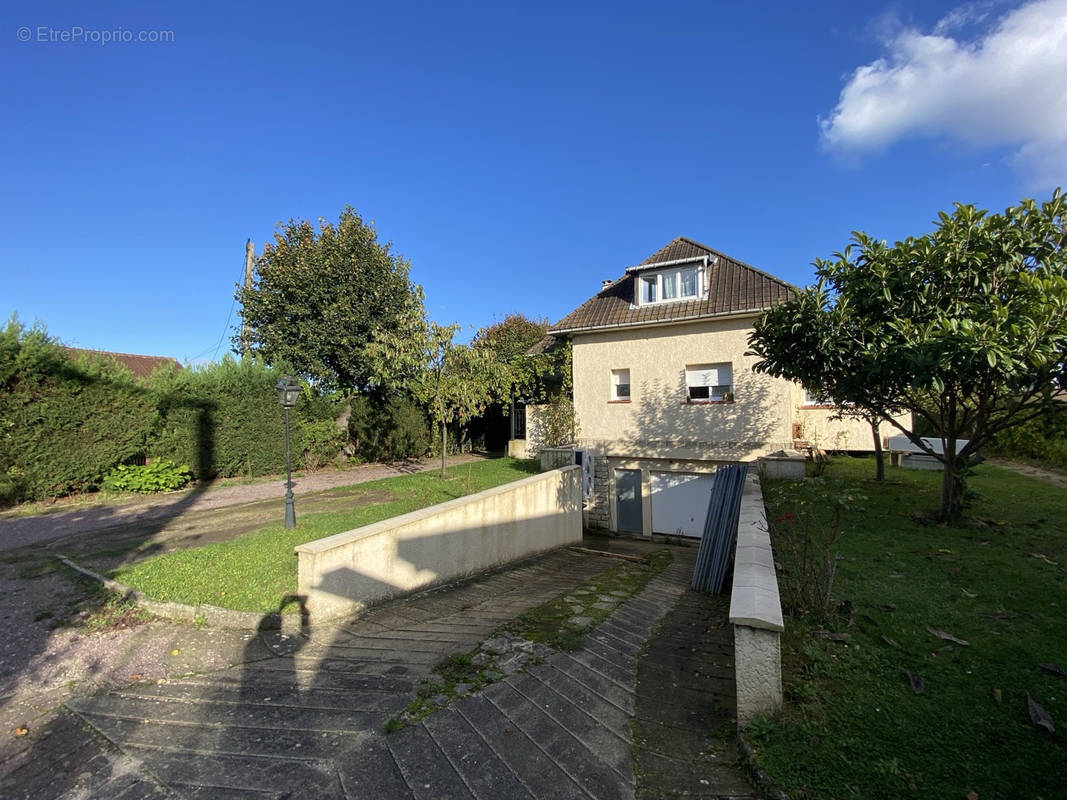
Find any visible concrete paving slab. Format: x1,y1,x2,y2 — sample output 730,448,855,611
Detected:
421,708,537,800
387,723,472,800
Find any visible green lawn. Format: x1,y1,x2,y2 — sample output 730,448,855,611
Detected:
753,458,1067,800
112,458,540,614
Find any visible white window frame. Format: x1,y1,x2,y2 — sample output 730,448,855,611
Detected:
801,385,849,407
685,363,733,403
611,368,631,401
634,258,707,307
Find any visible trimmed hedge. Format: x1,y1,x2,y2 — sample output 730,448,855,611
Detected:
0,323,155,503
0,319,344,505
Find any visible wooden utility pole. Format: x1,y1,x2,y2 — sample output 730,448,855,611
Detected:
241,238,254,355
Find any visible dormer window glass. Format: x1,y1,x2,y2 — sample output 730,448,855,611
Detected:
680,267,699,297
641,276,657,303
636,261,704,306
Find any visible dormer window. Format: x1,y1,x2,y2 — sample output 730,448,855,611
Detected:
635,261,705,306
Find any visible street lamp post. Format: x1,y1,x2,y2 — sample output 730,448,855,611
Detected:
275,376,301,529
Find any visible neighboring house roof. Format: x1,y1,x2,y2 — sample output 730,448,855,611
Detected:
63,347,182,379
525,334,559,356
549,236,797,335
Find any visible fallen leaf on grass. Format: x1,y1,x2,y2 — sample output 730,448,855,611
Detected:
926,626,970,646
1039,663,1066,677
13,727,28,737
814,630,849,642
966,792,979,800
1027,695,1055,733
170,649,180,656
904,670,925,694
961,588,977,598
992,688,1002,704
1029,553,1059,566
881,635,901,648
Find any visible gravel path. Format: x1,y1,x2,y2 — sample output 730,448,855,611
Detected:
0,454,485,553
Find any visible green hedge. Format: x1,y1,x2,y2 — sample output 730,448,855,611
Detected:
0,322,155,503
0,319,344,506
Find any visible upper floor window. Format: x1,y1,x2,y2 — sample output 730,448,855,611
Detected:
637,264,703,306
611,368,631,401
686,363,733,402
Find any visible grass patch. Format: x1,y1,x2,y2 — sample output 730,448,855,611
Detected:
385,549,673,731
112,458,539,614
750,457,1067,799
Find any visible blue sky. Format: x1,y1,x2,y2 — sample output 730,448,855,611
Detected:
3,0,1065,362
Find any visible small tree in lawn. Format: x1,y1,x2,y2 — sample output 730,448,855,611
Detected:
370,320,507,478
749,190,1067,522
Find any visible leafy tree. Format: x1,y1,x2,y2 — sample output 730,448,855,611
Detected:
370,320,508,477
472,313,549,398
235,207,425,392
749,190,1067,522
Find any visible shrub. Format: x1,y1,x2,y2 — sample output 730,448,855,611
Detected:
0,318,155,503
989,405,1067,468
146,356,344,479
103,459,192,493
300,419,347,470
348,394,430,462
0,317,348,506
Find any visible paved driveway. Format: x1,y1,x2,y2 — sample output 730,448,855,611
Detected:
2,544,756,799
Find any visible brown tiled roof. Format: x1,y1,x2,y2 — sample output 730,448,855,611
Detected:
550,237,796,334
525,334,559,356
64,347,182,380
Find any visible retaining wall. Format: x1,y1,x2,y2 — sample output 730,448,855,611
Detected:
295,466,583,620
729,472,785,724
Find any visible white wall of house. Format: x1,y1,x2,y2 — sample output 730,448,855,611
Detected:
568,317,913,536
571,316,794,462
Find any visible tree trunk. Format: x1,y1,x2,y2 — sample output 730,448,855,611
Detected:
871,421,885,482
440,419,447,479
939,435,963,522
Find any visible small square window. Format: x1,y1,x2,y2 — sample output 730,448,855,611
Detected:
685,363,732,401
611,368,631,401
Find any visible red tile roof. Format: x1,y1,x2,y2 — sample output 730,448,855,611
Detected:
550,237,796,334
63,347,182,380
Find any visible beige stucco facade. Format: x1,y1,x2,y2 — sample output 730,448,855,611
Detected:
568,315,910,534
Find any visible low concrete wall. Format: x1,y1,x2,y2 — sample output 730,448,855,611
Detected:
296,466,583,621
729,472,785,724
758,452,806,480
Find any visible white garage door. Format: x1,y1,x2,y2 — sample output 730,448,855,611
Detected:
650,471,715,538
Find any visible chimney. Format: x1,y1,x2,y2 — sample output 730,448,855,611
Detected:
601,279,612,290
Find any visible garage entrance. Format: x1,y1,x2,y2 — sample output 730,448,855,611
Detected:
650,471,715,538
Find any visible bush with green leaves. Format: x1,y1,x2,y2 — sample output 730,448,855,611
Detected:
103,459,192,493
0,317,349,505
348,393,431,462
0,318,155,502
989,404,1067,468
145,356,345,480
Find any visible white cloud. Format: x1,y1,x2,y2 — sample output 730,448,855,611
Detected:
819,0,1067,187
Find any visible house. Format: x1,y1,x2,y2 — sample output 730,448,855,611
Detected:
539,236,911,537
